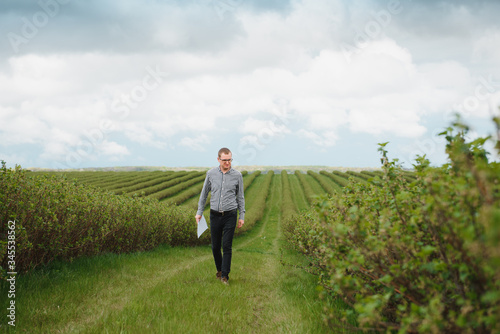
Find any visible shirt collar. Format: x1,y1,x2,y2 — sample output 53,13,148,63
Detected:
218,166,232,174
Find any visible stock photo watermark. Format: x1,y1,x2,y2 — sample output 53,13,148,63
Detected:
199,0,244,21
7,0,70,54
213,0,244,20
237,101,294,163
5,220,17,327
447,74,499,121
55,65,168,169
340,0,409,63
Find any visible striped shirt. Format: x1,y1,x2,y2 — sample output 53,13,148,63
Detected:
197,166,245,220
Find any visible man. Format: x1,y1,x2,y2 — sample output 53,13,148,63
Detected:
195,147,245,285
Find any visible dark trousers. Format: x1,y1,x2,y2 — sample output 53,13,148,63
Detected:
210,210,237,279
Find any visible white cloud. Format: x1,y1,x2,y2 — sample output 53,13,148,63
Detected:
179,134,210,151
472,30,500,69
240,117,290,135
121,123,165,148
0,0,498,167
0,35,478,162
0,112,49,145
347,107,426,137
98,141,130,157
0,150,28,166
298,129,338,148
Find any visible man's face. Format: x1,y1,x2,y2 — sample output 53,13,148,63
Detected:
218,153,232,172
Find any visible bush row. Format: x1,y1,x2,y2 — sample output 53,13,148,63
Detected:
322,171,349,188
165,179,206,205
237,171,273,235
294,171,316,205
240,170,260,193
345,170,370,182
0,165,201,276
281,171,306,250
318,171,346,190
280,171,296,221
285,120,500,333
307,170,340,194
68,172,137,187
151,174,207,201
123,172,196,196
113,171,187,195
104,172,173,191
87,171,167,189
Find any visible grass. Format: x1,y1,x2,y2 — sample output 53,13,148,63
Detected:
0,174,349,333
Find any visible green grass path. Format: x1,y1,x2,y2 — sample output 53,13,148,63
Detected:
1,175,335,333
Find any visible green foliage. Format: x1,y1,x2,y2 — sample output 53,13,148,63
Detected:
295,170,316,205
281,171,301,247
319,171,343,192
237,171,273,235
285,120,500,333
0,165,202,276
280,170,297,221
308,170,340,194
329,171,350,188
114,171,189,195
164,178,205,205
94,171,172,191
242,170,261,192
282,209,324,275
150,173,206,200
346,171,370,183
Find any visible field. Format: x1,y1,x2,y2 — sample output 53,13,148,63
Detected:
0,167,379,333
1,127,499,334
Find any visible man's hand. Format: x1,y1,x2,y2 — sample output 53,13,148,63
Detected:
237,219,244,229
195,214,201,224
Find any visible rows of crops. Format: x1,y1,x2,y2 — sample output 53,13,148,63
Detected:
1,167,391,275
32,169,385,241
44,169,385,214
34,168,393,244
0,165,388,332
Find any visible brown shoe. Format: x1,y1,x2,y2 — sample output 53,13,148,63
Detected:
221,277,229,285
216,271,222,281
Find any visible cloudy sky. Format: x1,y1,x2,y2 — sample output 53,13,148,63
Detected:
1,0,499,169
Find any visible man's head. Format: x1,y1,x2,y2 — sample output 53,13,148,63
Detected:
218,147,232,172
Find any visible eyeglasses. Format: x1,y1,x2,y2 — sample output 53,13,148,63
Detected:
220,159,233,162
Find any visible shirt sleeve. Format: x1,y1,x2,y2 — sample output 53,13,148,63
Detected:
196,172,211,216
236,172,245,220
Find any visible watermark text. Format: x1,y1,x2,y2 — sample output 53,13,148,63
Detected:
6,220,17,327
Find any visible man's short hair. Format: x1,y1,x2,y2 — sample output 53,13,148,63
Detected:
218,147,231,157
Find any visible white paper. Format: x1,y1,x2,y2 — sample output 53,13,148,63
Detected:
197,215,208,238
